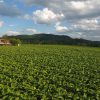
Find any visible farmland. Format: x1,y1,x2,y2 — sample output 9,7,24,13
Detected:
0,45,100,100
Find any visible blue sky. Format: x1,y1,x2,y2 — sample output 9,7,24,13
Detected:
0,0,100,41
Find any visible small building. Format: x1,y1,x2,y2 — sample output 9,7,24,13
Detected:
0,39,11,46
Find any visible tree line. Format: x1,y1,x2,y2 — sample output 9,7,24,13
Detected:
3,34,100,47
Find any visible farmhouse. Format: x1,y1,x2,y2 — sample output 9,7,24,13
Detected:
0,38,11,46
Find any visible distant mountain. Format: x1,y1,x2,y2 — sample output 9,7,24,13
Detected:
3,34,100,47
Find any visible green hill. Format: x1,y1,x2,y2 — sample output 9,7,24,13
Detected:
3,34,100,47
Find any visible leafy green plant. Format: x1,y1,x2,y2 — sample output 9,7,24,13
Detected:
0,45,100,99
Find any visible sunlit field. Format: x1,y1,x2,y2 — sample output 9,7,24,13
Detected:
0,45,100,99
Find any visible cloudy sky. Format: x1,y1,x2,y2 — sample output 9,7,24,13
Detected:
0,0,100,41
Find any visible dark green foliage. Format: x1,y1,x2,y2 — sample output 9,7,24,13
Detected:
0,45,100,99
9,38,21,46
5,34,100,47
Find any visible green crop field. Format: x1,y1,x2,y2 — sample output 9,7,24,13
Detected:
0,45,100,100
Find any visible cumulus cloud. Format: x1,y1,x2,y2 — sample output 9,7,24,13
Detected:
0,3,21,17
20,0,100,20
55,22,69,33
33,8,64,24
8,0,100,40
71,1,86,10
0,21,4,27
20,0,100,23
6,31,21,36
72,19,100,31
5,28,38,36
26,28,38,34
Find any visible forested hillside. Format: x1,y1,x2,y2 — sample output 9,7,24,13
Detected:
3,34,100,47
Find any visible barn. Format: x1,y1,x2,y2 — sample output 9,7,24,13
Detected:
0,39,11,46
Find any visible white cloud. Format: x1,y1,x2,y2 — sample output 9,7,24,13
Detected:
20,0,100,20
33,8,64,24
6,31,21,36
10,0,100,40
0,21,4,27
71,1,86,10
69,32,83,39
73,19,100,30
26,28,38,34
55,22,69,33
